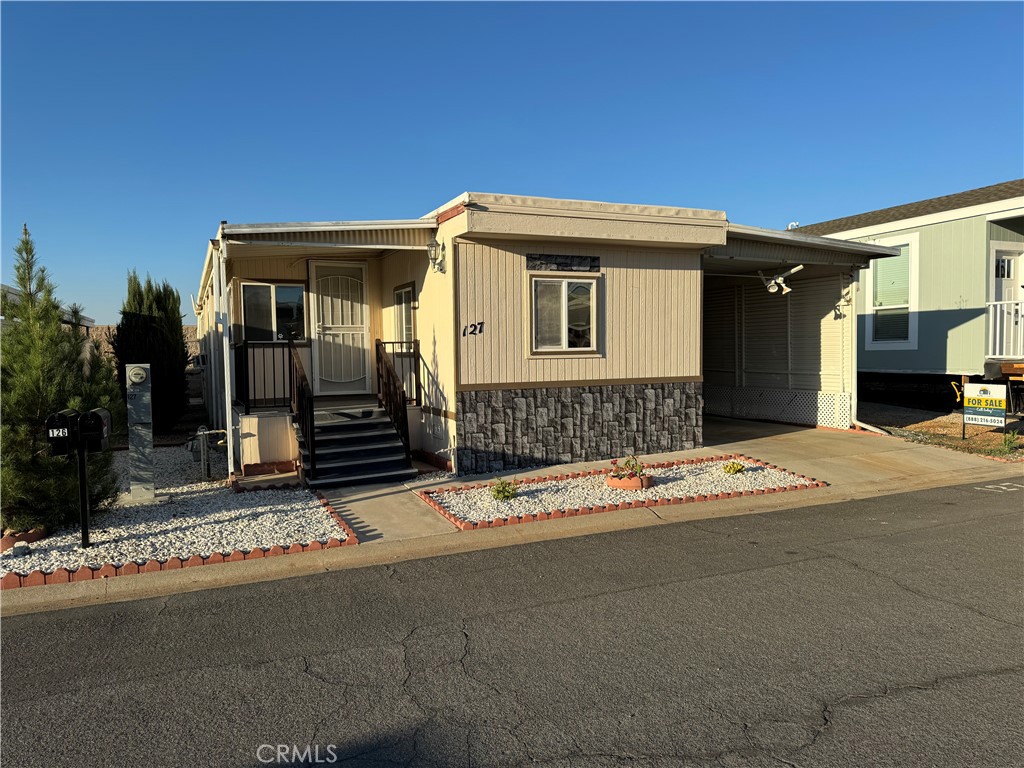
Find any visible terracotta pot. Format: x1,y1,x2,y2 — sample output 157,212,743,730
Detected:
605,475,654,491
0,527,49,552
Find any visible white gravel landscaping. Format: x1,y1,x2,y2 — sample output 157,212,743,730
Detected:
1,447,344,576
427,457,817,524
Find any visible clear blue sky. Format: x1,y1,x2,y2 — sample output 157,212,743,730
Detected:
3,1,1022,324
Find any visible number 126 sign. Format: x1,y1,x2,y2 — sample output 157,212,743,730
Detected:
963,383,1007,427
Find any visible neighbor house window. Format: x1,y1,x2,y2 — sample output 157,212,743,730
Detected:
865,234,918,351
241,283,306,341
531,277,597,352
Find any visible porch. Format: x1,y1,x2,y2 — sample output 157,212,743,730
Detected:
986,299,1024,360
231,340,425,487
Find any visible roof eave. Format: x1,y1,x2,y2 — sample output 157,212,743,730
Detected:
222,219,438,235
728,222,900,259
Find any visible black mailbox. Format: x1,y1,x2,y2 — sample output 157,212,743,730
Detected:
79,408,111,453
45,409,79,457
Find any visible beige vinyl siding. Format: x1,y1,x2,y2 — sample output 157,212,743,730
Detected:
703,274,851,393
456,240,702,386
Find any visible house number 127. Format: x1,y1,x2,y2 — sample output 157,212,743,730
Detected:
462,321,485,337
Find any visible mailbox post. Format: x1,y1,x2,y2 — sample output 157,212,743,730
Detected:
45,407,111,549
126,363,156,500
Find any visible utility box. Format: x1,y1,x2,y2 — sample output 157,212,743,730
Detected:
45,409,80,457
79,408,112,453
126,364,153,424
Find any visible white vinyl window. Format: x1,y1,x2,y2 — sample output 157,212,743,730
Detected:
241,282,306,342
864,234,918,351
530,277,597,352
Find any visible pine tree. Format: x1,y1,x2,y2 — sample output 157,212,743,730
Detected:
1,226,122,532
108,270,188,433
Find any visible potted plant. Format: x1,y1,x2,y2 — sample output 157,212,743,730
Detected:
605,455,653,490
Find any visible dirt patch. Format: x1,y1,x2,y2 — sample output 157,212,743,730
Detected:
859,401,1024,460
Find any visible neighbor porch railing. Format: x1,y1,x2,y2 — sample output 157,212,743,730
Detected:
233,341,293,414
375,339,411,459
986,300,1024,360
289,341,318,480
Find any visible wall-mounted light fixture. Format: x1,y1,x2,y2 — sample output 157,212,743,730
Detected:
759,264,804,295
426,235,445,273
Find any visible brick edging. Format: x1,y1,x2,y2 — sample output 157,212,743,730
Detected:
0,492,359,591
416,453,828,531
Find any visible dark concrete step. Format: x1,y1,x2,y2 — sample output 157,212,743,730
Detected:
302,453,410,474
306,466,418,489
300,439,405,461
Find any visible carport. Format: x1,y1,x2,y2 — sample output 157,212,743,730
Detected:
702,224,898,431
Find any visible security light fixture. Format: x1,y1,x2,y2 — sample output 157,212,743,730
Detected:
759,264,804,296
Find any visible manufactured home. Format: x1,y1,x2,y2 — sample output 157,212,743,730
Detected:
194,193,896,487
798,179,1024,403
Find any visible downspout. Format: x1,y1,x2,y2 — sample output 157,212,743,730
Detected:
848,271,887,435
211,242,223,430
219,239,237,475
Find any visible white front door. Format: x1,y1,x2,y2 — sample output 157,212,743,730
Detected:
994,249,1023,303
312,263,370,395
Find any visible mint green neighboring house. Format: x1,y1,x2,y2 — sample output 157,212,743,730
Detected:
798,180,1024,390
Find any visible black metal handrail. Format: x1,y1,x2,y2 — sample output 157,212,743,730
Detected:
232,341,293,414
377,340,422,405
289,341,317,480
375,339,411,459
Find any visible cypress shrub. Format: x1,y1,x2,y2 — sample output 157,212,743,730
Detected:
0,226,122,532
108,271,188,434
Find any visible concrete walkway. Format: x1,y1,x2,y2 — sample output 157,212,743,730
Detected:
3,416,1020,616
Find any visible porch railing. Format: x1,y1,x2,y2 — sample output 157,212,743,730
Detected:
233,341,292,414
289,341,318,480
375,339,411,459
986,300,1024,360
377,340,422,405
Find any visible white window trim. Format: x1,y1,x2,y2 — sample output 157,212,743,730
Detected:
863,232,919,352
988,240,1024,303
240,280,307,342
529,274,599,354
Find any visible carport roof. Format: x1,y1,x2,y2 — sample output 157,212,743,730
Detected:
726,222,900,261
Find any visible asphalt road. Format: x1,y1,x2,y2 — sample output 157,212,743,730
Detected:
2,479,1022,768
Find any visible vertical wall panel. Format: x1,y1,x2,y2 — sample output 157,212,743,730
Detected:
456,240,703,386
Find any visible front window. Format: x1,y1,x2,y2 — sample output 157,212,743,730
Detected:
531,277,597,352
865,233,918,351
871,244,910,342
394,284,415,342
242,283,306,341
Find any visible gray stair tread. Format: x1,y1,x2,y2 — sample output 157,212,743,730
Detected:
307,467,418,488
300,439,404,457
303,454,408,471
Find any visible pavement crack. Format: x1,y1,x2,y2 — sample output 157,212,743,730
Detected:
811,546,1023,628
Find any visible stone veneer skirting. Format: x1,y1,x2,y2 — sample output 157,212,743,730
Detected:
455,382,703,475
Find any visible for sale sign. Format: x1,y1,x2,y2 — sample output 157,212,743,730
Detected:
964,383,1008,427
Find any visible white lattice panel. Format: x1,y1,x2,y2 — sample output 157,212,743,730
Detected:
703,386,852,429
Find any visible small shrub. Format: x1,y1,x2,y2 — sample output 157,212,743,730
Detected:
722,461,746,475
1000,429,1020,454
491,478,519,502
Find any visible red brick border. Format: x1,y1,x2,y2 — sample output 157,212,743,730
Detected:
416,453,828,531
0,491,359,591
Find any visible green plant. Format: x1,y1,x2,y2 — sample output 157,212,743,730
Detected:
108,270,188,434
1,226,122,532
491,477,519,502
610,455,647,479
722,461,746,475
1000,429,1020,454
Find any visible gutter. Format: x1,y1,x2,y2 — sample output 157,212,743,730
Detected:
728,222,901,260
